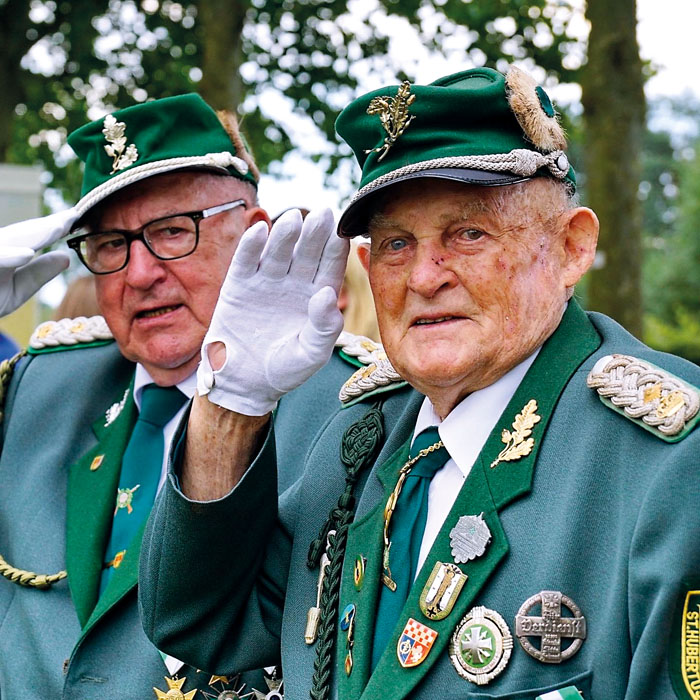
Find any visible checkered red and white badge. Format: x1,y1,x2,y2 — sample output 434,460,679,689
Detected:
397,617,438,668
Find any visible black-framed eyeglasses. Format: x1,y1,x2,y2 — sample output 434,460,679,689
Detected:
67,199,247,274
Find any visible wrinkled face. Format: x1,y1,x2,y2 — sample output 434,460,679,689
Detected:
359,178,594,417
92,171,268,385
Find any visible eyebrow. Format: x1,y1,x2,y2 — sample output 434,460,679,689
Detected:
368,199,494,235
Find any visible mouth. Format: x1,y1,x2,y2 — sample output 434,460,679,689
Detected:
412,315,464,327
135,304,182,320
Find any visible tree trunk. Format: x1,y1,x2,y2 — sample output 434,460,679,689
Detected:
582,0,645,337
0,1,32,161
197,0,249,111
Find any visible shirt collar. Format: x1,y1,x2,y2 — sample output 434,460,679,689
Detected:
133,364,196,412
413,348,540,477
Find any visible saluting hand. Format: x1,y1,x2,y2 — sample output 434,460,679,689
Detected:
0,208,77,317
197,208,349,415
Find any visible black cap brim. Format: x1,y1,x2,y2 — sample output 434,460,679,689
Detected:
338,167,531,238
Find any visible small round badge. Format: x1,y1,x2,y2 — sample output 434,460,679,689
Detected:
340,603,356,631
450,606,513,685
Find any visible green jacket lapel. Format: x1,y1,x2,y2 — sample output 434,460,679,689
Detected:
358,302,601,699
81,519,146,638
66,378,136,628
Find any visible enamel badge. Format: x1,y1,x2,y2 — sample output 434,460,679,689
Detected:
397,617,438,668
450,606,513,685
420,561,468,621
449,514,492,564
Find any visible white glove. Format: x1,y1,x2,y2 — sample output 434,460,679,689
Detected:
0,208,77,317
197,208,349,415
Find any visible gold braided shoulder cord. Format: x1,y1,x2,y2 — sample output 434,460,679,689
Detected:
0,350,67,589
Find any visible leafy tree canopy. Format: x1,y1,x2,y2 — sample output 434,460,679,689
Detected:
1,0,585,204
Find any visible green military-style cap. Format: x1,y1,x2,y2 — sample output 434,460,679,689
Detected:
336,66,575,237
68,93,258,219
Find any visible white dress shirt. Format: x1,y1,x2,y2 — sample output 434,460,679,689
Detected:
133,364,196,493
412,349,540,575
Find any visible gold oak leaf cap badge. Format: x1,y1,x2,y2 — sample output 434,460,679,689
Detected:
102,114,139,174
153,676,197,700
364,80,416,162
490,399,541,468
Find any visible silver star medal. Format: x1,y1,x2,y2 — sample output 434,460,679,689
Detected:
449,514,492,564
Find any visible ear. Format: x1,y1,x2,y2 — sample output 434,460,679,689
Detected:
560,207,599,287
244,206,271,230
357,242,371,273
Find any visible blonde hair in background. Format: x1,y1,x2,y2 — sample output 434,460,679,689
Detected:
53,275,102,320
340,240,380,342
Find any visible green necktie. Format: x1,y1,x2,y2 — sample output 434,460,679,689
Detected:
371,427,449,669
101,384,186,593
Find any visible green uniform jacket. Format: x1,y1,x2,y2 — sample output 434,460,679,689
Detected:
0,339,349,699
141,303,700,700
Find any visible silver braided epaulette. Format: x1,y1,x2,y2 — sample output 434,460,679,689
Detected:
587,354,700,441
335,331,407,406
29,315,113,350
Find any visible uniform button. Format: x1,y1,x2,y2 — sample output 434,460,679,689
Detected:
62,658,69,674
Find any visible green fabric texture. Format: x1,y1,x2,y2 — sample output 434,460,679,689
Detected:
67,93,257,203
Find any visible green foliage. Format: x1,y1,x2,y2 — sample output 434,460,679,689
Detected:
1,0,585,206
641,100,700,362
644,310,700,365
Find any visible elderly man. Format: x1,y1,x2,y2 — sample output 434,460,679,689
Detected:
141,66,700,700
0,94,349,699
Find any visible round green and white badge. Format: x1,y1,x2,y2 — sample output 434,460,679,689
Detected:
449,606,513,685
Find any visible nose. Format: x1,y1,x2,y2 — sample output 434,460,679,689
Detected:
406,241,457,298
124,239,168,289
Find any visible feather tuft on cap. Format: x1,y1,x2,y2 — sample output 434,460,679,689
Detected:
505,66,567,153
216,110,260,182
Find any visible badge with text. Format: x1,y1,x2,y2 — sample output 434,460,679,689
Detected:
670,588,700,700
450,606,513,685
449,514,492,564
397,617,438,668
420,561,468,621
515,590,586,663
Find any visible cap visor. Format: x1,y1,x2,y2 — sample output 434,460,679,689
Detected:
338,167,530,238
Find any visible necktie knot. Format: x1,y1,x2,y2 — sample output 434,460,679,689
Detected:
409,427,448,479
138,384,187,428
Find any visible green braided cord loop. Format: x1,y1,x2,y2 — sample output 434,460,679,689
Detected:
309,517,352,700
308,402,385,700
0,554,67,589
307,404,384,569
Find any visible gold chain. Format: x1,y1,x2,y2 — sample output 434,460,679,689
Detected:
381,440,444,590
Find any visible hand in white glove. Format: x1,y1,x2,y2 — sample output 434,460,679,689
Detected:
197,207,349,415
0,208,77,317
